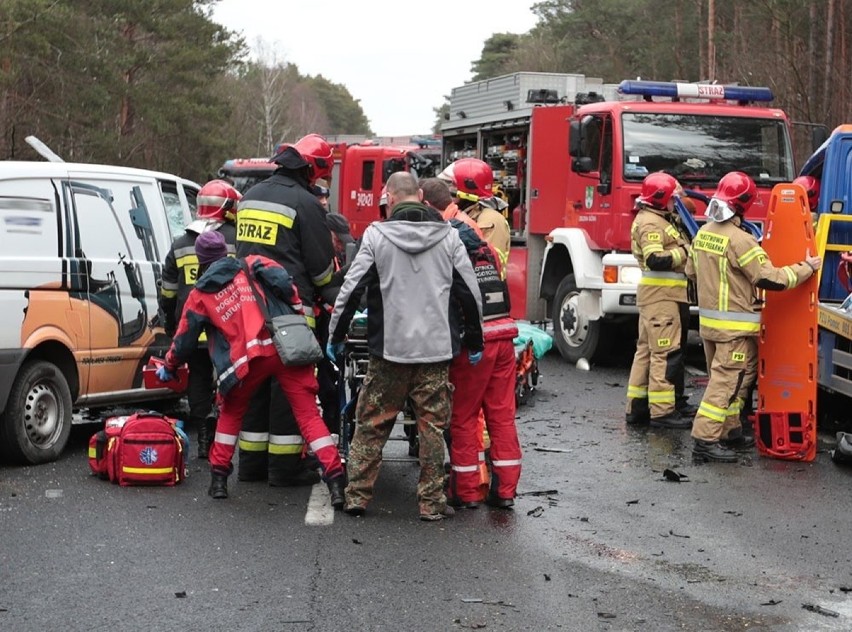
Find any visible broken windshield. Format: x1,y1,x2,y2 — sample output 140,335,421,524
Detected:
621,112,794,186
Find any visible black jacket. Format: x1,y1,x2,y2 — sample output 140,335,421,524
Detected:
159,221,236,338
235,166,335,325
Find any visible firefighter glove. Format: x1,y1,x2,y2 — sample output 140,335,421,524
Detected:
156,365,176,382
468,350,483,366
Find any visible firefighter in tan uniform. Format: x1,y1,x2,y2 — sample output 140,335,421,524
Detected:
686,172,822,462
625,173,693,429
438,158,511,273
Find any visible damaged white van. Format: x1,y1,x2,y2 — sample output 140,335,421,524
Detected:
0,161,198,464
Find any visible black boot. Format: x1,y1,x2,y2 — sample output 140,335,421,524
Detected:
626,398,650,426
327,475,346,510
269,467,321,487
650,411,693,429
693,439,738,463
721,430,755,452
208,472,229,499
675,397,697,417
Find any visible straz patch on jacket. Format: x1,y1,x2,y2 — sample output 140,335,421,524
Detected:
731,351,746,362
693,231,730,256
176,254,200,284
237,217,278,245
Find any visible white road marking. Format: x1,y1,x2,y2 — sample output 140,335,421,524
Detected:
304,482,334,526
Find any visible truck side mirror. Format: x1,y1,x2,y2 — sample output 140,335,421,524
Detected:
568,121,581,157
572,157,594,174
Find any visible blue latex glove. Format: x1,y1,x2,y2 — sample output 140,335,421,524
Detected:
326,342,345,361
155,365,176,382
468,350,483,366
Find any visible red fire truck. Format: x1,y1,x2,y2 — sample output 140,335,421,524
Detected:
441,72,795,363
219,139,441,237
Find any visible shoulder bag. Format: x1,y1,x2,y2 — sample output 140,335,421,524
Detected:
240,259,324,366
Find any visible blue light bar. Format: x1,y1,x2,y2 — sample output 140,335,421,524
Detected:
618,80,773,102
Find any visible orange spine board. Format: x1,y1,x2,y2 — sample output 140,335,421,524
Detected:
757,183,818,461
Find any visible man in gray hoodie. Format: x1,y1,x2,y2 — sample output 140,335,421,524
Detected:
328,171,484,521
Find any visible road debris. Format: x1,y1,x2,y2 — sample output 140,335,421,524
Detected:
533,447,572,453
662,469,688,482
516,489,559,497
760,599,781,606
802,603,839,617
660,529,690,538
174,591,186,598
527,506,544,517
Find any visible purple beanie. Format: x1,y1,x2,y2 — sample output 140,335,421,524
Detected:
195,230,228,265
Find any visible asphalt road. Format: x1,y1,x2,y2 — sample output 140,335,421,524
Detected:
2,349,852,632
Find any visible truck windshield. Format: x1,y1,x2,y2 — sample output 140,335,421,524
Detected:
621,113,794,186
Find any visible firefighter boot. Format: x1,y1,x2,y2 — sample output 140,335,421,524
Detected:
208,472,229,499
676,396,697,417
626,398,650,426
327,475,346,510
692,440,738,463
721,429,755,452
650,411,693,430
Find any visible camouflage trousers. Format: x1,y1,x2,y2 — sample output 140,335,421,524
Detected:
345,356,452,515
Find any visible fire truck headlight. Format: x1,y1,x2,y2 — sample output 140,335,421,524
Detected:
620,266,643,286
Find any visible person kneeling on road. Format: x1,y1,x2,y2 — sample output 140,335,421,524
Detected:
157,231,345,505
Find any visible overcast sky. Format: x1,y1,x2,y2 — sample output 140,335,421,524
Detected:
211,0,540,137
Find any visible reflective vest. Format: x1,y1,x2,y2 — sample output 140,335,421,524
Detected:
686,216,813,342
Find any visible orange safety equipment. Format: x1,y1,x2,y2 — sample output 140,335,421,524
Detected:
636,172,678,210
715,171,757,215
197,179,242,222
793,175,820,210
442,158,494,202
294,133,333,183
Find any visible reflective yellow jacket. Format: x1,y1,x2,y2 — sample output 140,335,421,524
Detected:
630,207,690,307
685,216,814,342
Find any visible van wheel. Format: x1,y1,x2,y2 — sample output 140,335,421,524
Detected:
551,274,611,364
0,360,72,464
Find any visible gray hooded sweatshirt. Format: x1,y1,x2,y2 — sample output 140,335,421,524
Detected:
329,202,483,363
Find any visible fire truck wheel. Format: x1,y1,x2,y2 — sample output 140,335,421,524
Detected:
551,274,611,364
0,360,73,465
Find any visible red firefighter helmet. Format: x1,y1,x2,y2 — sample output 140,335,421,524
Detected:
636,172,678,210
197,179,241,222
793,175,820,210
294,133,333,183
442,158,493,202
715,171,757,215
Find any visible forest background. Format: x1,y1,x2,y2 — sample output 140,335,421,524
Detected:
1,0,848,182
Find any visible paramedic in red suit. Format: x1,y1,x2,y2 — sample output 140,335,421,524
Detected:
158,231,345,505
447,220,522,509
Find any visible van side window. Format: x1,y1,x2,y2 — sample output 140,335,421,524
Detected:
182,185,198,219
161,182,185,239
0,179,58,258
69,184,146,341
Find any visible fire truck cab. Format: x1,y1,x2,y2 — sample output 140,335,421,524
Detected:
442,73,794,363
218,139,441,239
